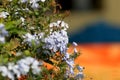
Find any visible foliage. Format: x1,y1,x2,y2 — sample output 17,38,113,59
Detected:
0,0,84,80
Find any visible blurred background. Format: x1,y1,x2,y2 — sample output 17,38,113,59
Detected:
57,0,120,80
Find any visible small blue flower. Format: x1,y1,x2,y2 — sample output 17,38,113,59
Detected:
75,72,84,80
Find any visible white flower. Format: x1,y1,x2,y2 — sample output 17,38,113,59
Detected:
25,57,35,65
15,12,19,15
8,0,12,1
29,0,41,9
0,66,15,80
17,59,29,66
1,29,8,36
32,68,41,74
77,66,84,72
0,57,42,79
17,57,41,75
31,2,39,9
16,51,22,56
17,57,36,75
49,22,58,28
20,17,25,22
0,66,8,77
16,57,41,75
32,60,39,67
69,67,74,74
75,72,84,80
12,65,21,78
18,63,30,75
0,23,4,29
20,0,27,3
49,20,69,32
0,12,9,18
74,48,78,53
8,63,15,70
8,63,20,78
44,30,68,54
64,70,69,78
22,8,29,11
0,23,8,43
66,59,74,68
38,32,44,39
31,59,41,74
57,20,69,30
29,27,35,30
23,32,45,46
23,33,35,45
20,17,25,25
73,42,78,46
65,52,70,59
23,33,34,40
64,58,75,76
7,71,14,80
23,33,41,46
0,36,5,43
41,0,45,2
30,0,40,3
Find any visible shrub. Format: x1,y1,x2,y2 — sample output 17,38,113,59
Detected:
0,0,84,80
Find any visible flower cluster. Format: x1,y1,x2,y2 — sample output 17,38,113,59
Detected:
44,30,68,53
22,32,44,46
22,20,84,79
44,20,84,79
19,0,46,9
63,42,84,79
0,57,42,80
0,23,8,43
75,66,84,79
49,20,69,33
43,20,69,53
0,12,9,18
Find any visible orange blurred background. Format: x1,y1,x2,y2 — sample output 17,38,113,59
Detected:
68,44,120,80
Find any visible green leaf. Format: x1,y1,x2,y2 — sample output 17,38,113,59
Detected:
8,28,26,35
0,8,5,12
5,21,15,30
24,50,31,56
3,57,9,64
